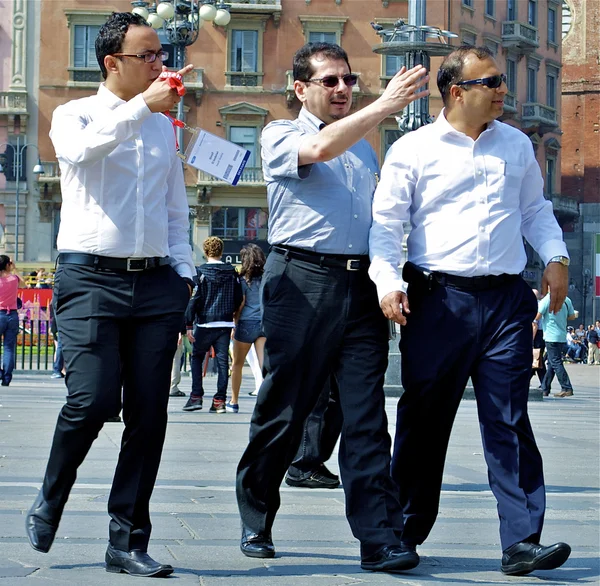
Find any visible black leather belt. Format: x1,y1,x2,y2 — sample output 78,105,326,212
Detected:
403,261,519,291
58,253,170,272
271,245,369,271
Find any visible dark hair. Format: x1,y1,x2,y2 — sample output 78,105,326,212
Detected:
0,255,11,272
239,244,266,284
293,42,351,81
96,12,150,80
437,45,494,106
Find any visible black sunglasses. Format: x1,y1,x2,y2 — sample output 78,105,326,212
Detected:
305,74,359,88
456,74,507,89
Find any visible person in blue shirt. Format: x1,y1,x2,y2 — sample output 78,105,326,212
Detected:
235,42,429,574
536,294,577,397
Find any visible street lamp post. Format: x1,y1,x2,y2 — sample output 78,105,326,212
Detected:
570,269,593,325
0,136,44,261
131,0,230,148
371,0,456,394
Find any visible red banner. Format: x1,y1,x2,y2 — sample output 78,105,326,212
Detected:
18,288,53,308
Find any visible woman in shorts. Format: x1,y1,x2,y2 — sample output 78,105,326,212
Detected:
228,244,266,412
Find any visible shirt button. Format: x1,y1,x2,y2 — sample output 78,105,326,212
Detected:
353,188,356,192
479,255,485,261
354,214,358,219
348,244,353,248
480,198,485,204
479,226,485,232
477,170,483,176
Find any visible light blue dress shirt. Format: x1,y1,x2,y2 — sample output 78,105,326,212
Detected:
261,108,379,255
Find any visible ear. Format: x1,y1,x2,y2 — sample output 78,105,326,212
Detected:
104,55,120,76
449,84,463,104
294,80,308,103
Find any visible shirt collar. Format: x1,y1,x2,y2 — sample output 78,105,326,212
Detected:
97,83,127,109
298,107,326,132
435,108,501,138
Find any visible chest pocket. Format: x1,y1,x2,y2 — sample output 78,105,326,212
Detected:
501,161,525,206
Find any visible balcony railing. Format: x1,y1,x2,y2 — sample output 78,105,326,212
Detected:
197,166,265,186
229,0,282,24
503,93,517,113
225,71,264,89
522,103,558,129
36,162,61,183
501,21,539,53
550,194,579,221
0,90,28,116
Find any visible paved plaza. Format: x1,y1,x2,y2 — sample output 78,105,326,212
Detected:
0,363,598,585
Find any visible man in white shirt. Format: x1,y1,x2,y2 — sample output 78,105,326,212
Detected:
369,46,571,577
26,13,194,578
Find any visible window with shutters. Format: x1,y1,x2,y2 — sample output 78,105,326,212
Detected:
225,17,267,90
527,65,537,102
65,11,111,87
308,31,337,44
229,126,258,168
380,54,405,88
72,25,101,82
546,65,559,108
299,15,347,46
506,57,517,93
547,6,557,45
507,0,517,21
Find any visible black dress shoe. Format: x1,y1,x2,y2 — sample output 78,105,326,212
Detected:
284,469,340,489
105,544,174,577
240,525,275,558
501,541,571,576
26,492,60,553
361,545,420,573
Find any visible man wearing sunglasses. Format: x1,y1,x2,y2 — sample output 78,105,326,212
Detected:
236,42,429,574
26,12,196,578
370,46,571,576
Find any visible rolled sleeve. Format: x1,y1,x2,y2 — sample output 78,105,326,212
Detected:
261,121,313,181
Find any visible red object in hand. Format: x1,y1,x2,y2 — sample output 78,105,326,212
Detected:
158,70,186,96
159,70,186,128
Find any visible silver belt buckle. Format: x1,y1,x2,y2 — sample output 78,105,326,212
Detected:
346,259,360,271
126,258,146,271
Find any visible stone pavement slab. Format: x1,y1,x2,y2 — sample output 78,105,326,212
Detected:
0,364,598,585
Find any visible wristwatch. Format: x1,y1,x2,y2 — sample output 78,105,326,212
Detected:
547,256,570,267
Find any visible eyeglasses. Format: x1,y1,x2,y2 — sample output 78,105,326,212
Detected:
112,50,169,63
305,74,359,88
456,74,507,89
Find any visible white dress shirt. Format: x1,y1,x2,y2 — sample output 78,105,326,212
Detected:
51,84,194,279
369,111,568,301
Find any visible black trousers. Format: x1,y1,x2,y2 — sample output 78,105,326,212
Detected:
41,263,189,551
236,253,403,557
287,375,343,480
394,276,544,551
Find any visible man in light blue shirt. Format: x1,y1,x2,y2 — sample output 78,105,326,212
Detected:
536,294,577,397
235,42,429,574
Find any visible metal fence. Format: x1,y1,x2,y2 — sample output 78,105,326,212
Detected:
2,318,195,373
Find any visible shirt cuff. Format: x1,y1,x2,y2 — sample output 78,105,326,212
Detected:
375,277,406,304
537,239,569,266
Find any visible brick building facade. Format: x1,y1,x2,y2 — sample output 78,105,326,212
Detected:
561,0,600,324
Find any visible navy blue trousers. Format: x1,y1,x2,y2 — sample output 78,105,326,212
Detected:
394,276,544,551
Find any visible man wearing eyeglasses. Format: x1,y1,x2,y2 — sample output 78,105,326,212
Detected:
236,42,429,574
369,46,571,576
26,12,195,578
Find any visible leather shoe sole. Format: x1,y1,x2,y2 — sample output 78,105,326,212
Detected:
501,542,571,576
361,546,420,573
105,545,174,577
